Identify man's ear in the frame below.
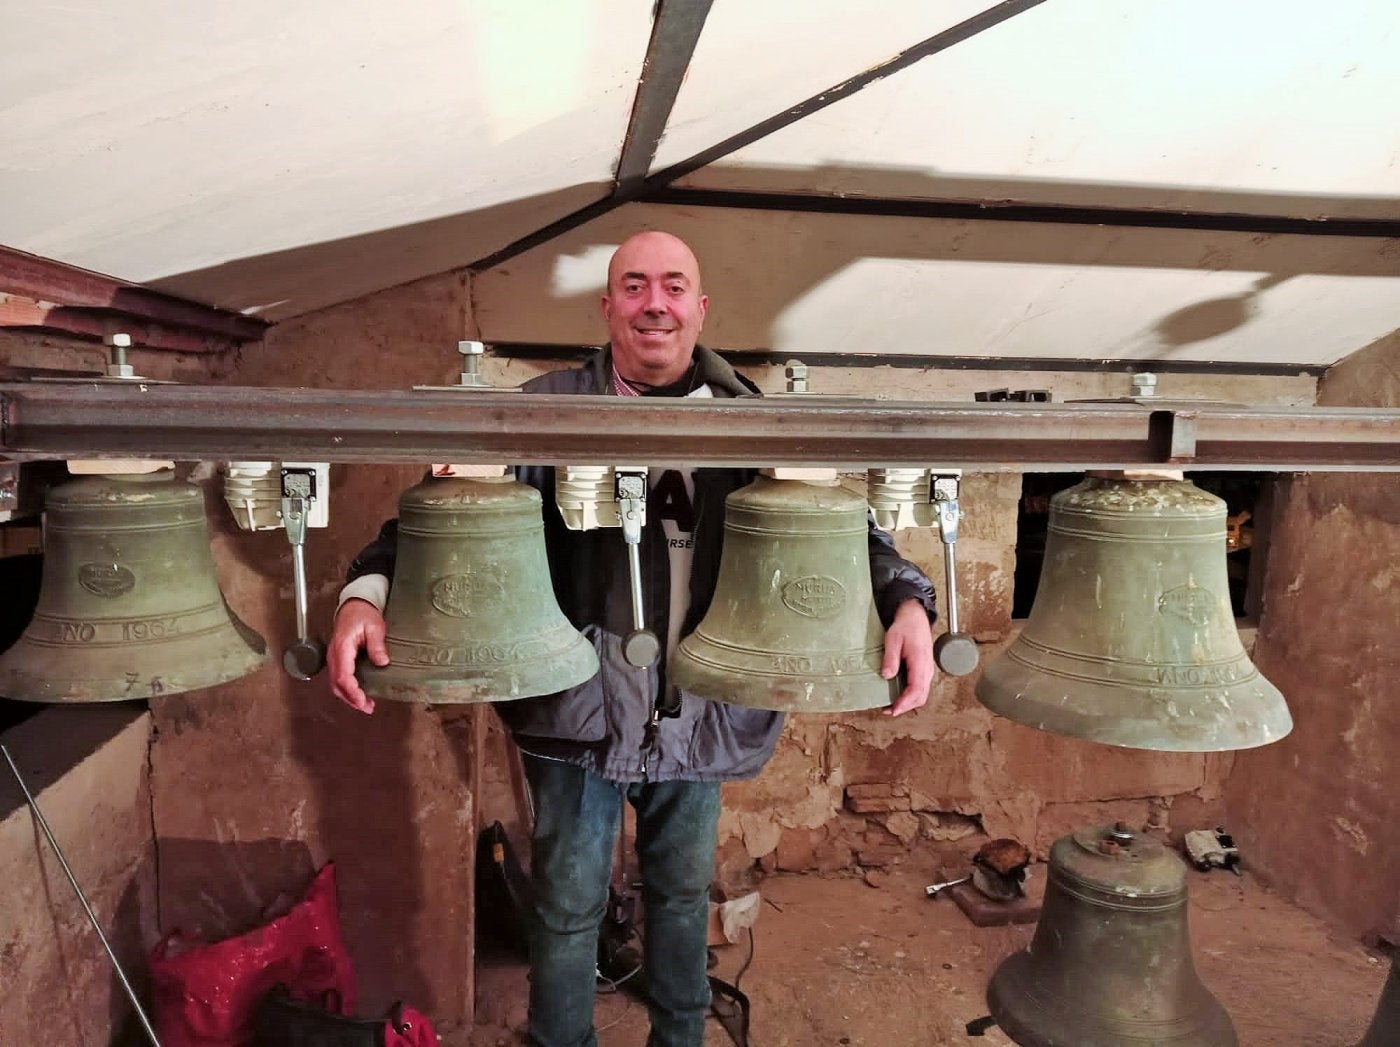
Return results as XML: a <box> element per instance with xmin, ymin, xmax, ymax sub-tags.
<box><xmin>600</xmin><ymin>294</ymin><xmax>613</xmax><ymax>320</ymax></box>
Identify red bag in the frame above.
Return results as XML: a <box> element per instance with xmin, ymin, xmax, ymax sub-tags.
<box><xmin>150</xmin><ymin>863</ymin><xmax>357</xmax><ymax>1047</ymax></box>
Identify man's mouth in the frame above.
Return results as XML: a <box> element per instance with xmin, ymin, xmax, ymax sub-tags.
<box><xmin>636</xmin><ymin>327</ymin><xmax>673</xmax><ymax>336</ymax></box>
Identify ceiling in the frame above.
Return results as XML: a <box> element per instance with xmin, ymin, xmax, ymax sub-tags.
<box><xmin>2</xmin><ymin>0</ymin><xmax>1397</xmax><ymax>368</ymax></box>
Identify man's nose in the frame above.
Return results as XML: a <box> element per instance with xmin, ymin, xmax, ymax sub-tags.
<box><xmin>642</xmin><ymin>285</ymin><xmax>668</xmax><ymax>312</ymax></box>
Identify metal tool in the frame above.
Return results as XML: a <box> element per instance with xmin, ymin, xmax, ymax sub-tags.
<box><xmin>280</xmin><ymin>467</ymin><xmax>326</xmax><ymax>680</ymax></box>
<box><xmin>931</xmin><ymin>474</ymin><xmax>980</xmax><ymax>676</ymax></box>
<box><xmin>2</xmin><ymin>743</ymin><xmax>161</xmax><ymax>1046</ymax></box>
<box><xmin>615</xmin><ymin>467</ymin><xmax>660</xmax><ymax>669</ymax></box>
<box><xmin>924</xmin><ymin>875</ymin><xmax>970</xmax><ymax>897</ymax></box>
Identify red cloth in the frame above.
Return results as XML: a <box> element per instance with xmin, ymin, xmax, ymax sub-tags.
<box><xmin>149</xmin><ymin>863</ymin><xmax>356</xmax><ymax>1047</ymax></box>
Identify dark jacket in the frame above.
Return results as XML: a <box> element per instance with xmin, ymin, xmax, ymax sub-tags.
<box><xmin>347</xmin><ymin>345</ymin><xmax>937</xmax><ymax>782</ymax></box>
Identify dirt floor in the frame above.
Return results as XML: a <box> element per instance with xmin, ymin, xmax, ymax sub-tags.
<box><xmin>454</xmin><ymin>860</ymin><xmax>1389</xmax><ymax>1047</ymax></box>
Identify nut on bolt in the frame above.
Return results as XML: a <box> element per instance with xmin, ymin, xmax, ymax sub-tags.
<box><xmin>104</xmin><ymin>332</ymin><xmax>135</xmax><ymax>378</ymax></box>
<box><xmin>1130</xmin><ymin>371</ymin><xmax>1158</xmax><ymax>398</ymax></box>
<box><xmin>784</xmin><ymin>359</ymin><xmax>809</xmax><ymax>393</ymax></box>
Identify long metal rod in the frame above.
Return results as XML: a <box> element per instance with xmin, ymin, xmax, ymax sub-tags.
<box><xmin>483</xmin><ymin>341</ymin><xmax>1332</xmax><ymax>378</ymax></box>
<box><xmin>645</xmin><ymin>186</ymin><xmax>1400</xmax><ymax>240</ymax></box>
<box><xmin>941</xmin><ymin>541</ymin><xmax>961</xmax><ymax>635</ymax></box>
<box><xmin>1</xmin><ymin>744</ymin><xmax>162</xmax><ymax>1047</ymax></box>
<box><xmin>1</xmin><ymin>383</ymin><xmax>1397</xmax><ymax>471</ymax></box>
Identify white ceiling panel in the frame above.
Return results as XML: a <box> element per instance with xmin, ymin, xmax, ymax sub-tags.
<box><xmin>0</xmin><ymin>0</ymin><xmax>652</xmax><ymax>315</ymax></box>
<box><xmin>652</xmin><ymin>0</ymin><xmax>993</xmax><ymax>173</ymax></box>
<box><xmin>679</xmin><ymin>0</ymin><xmax>1400</xmax><ymax>218</ymax></box>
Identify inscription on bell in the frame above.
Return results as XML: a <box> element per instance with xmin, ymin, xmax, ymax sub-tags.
<box><xmin>60</xmin><ymin>621</ymin><xmax>97</xmax><ymax>642</ymax></box>
<box><xmin>1158</xmin><ymin>585</ymin><xmax>1215</xmax><ymax>626</ymax></box>
<box><xmin>78</xmin><ymin>562</ymin><xmax>136</xmax><ymax>598</ymax></box>
<box><xmin>782</xmin><ymin>575</ymin><xmax>846</xmax><ymax>619</ymax></box>
<box><xmin>399</xmin><ymin>639</ymin><xmax>537</xmax><ymax>666</ymax></box>
<box><xmin>772</xmin><ymin>652</ymin><xmax>867</xmax><ymax>674</ymax></box>
<box><xmin>1154</xmin><ymin>664</ymin><xmax>1240</xmax><ymax>686</ymax></box>
<box><xmin>430</xmin><ymin>569</ymin><xmax>505</xmax><ymax>618</ymax></box>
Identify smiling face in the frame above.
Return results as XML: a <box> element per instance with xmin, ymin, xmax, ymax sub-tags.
<box><xmin>602</xmin><ymin>231</ymin><xmax>709</xmax><ymax>386</ymax></box>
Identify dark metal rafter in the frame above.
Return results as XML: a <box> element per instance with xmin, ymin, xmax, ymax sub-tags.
<box><xmin>613</xmin><ymin>0</ymin><xmax>715</xmax><ymax>197</ymax></box>
<box><xmin>643</xmin><ymin>187</ymin><xmax>1400</xmax><ymax>240</ymax></box>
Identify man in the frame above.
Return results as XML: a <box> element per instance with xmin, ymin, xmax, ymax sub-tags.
<box><xmin>328</xmin><ymin>231</ymin><xmax>938</xmax><ymax>1047</ymax></box>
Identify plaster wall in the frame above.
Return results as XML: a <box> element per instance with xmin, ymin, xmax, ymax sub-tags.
<box><xmin>0</xmin><ymin>707</ymin><xmax>156</xmax><ymax>1046</ymax></box>
<box><xmin>1226</xmin><ymin>332</ymin><xmax>1400</xmax><ymax>943</ymax></box>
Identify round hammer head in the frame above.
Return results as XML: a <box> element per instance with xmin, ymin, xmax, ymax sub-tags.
<box><xmin>623</xmin><ymin>628</ymin><xmax>661</xmax><ymax>669</ymax></box>
<box><xmin>934</xmin><ymin>632</ymin><xmax>980</xmax><ymax>677</ymax></box>
<box><xmin>283</xmin><ymin>638</ymin><xmax>328</xmax><ymax>681</ymax></box>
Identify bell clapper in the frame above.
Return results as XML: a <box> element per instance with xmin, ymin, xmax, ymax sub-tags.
<box><xmin>932</xmin><ymin>472</ymin><xmax>980</xmax><ymax>677</ymax></box>
<box><xmin>614</xmin><ymin>467</ymin><xmax>661</xmax><ymax>670</ymax></box>
<box><xmin>280</xmin><ymin>465</ymin><xmax>328</xmax><ymax>680</ymax></box>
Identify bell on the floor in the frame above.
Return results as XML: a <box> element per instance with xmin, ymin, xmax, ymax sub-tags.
<box><xmin>669</xmin><ymin>475</ymin><xmax>895</xmax><ymax>712</ymax></box>
<box><xmin>975</xmin><ymin>476</ymin><xmax>1292</xmax><ymax>751</ymax></box>
<box><xmin>359</xmin><ymin>475</ymin><xmax>598</xmax><ymax>703</ymax></box>
<box><xmin>1357</xmin><ymin>953</ymin><xmax>1398</xmax><ymax>1047</ymax></box>
<box><xmin>0</xmin><ymin>472</ymin><xmax>268</xmax><ymax>701</ymax></box>
<box><xmin>988</xmin><ymin>823</ymin><xmax>1237</xmax><ymax>1046</ymax></box>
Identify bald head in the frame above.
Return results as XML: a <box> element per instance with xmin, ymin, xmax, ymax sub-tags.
<box><xmin>602</xmin><ymin>231</ymin><xmax>709</xmax><ymax>386</ymax></box>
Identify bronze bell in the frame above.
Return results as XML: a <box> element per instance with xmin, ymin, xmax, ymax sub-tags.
<box><xmin>669</xmin><ymin>475</ymin><xmax>895</xmax><ymax>712</ymax></box>
<box><xmin>1357</xmin><ymin>953</ymin><xmax>1399</xmax><ymax>1047</ymax></box>
<box><xmin>359</xmin><ymin>476</ymin><xmax>598</xmax><ymax>703</ymax></box>
<box><xmin>0</xmin><ymin>472</ymin><xmax>268</xmax><ymax>701</ymax></box>
<box><xmin>988</xmin><ymin>823</ymin><xmax>1237</xmax><ymax>1046</ymax></box>
<box><xmin>976</xmin><ymin>477</ymin><xmax>1292</xmax><ymax>751</ymax></box>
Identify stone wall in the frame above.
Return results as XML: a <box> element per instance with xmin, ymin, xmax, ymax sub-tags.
<box><xmin>1225</xmin><ymin>332</ymin><xmax>1400</xmax><ymax>944</ymax></box>
<box><xmin>0</xmin><ymin>707</ymin><xmax>156</xmax><ymax>1046</ymax></box>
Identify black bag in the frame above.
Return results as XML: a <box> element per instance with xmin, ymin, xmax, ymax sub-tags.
<box><xmin>252</xmin><ymin>986</ymin><xmax>419</xmax><ymax>1047</ymax></box>
<box><xmin>474</xmin><ymin>820</ymin><xmax>533</xmax><ymax>960</ymax></box>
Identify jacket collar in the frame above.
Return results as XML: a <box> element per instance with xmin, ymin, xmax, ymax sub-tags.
<box><xmin>586</xmin><ymin>344</ymin><xmax>758</xmax><ymax>399</ymax></box>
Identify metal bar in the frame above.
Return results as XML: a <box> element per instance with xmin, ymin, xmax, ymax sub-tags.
<box><xmin>613</xmin><ymin>0</ymin><xmax>715</xmax><ymax>197</ymax></box>
<box><xmin>485</xmin><ymin>341</ymin><xmax>1331</xmax><ymax>378</ymax></box>
<box><xmin>0</xmin><ymin>246</ymin><xmax>267</xmax><ymax>343</ymax></box>
<box><xmin>642</xmin><ymin>187</ymin><xmax>1400</xmax><ymax>240</ymax></box>
<box><xmin>469</xmin><ymin>0</ymin><xmax>1044</xmax><ymax>271</ymax></box>
<box><xmin>2</xmin><ymin>744</ymin><xmax>162</xmax><ymax>1047</ymax></box>
<box><xmin>2</xmin><ymin>383</ymin><xmax>1397</xmax><ymax>471</ymax></box>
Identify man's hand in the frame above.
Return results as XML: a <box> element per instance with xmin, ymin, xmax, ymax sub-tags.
<box><xmin>327</xmin><ymin>598</ymin><xmax>390</xmax><ymax>714</ymax></box>
<box><xmin>881</xmin><ymin>599</ymin><xmax>937</xmax><ymax>717</ymax></box>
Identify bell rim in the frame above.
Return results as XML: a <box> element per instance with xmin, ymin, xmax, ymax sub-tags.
<box><xmin>988</xmin><ymin>950</ymin><xmax>1238</xmax><ymax>1046</ymax></box>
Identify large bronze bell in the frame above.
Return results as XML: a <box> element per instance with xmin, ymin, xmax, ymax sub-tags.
<box><xmin>669</xmin><ymin>476</ymin><xmax>895</xmax><ymax>712</ymax></box>
<box><xmin>976</xmin><ymin>477</ymin><xmax>1292</xmax><ymax>751</ymax></box>
<box><xmin>0</xmin><ymin>472</ymin><xmax>268</xmax><ymax>701</ymax></box>
<box><xmin>1357</xmin><ymin>953</ymin><xmax>1399</xmax><ymax>1046</ymax></box>
<box><xmin>358</xmin><ymin>476</ymin><xmax>598</xmax><ymax>703</ymax></box>
<box><xmin>988</xmin><ymin>824</ymin><xmax>1237</xmax><ymax>1046</ymax></box>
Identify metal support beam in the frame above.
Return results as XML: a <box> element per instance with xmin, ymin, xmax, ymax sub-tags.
<box><xmin>2</xmin><ymin>383</ymin><xmax>1396</xmax><ymax>472</ymax></box>
<box><xmin>0</xmin><ymin>293</ymin><xmax>242</xmax><ymax>354</ymax></box>
<box><xmin>0</xmin><ymin>247</ymin><xmax>268</xmax><ymax>344</ymax></box>
<box><xmin>614</xmin><ymin>0</ymin><xmax>714</xmax><ymax>197</ymax></box>
<box><xmin>642</xmin><ymin>187</ymin><xmax>1400</xmax><ymax>240</ymax></box>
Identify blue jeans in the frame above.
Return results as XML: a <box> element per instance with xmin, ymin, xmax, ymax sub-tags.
<box><xmin>523</xmin><ymin>754</ymin><xmax>722</xmax><ymax>1047</ymax></box>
